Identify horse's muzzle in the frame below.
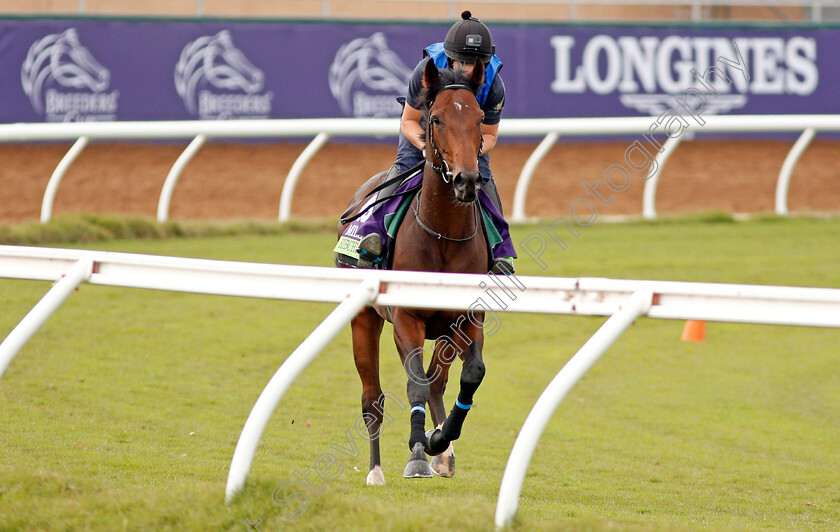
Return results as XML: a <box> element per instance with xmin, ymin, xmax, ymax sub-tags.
<box><xmin>453</xmin><ymin>171</ymin><xmax>480</xmax><ymax>203</ymax></box>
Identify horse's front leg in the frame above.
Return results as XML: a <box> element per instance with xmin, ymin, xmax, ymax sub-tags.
<box><xmin>393</xmin><ymin>310</ymin><xmax>435</xmax><ymax>478</ymax></box>
<box><xmin>427</xmin><ymin>318</ymin><xmax>485</xmax><ymax>459</ymax></box>
<box><xmin>426</xmin><ymin>336</ymin><xmax>458</xmax><ymax>477</ymax></box>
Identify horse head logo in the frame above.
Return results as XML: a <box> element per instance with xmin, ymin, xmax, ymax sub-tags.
<box><xmin>21</xmin><ymin>28</ymin><xmax>111</xmax><ymax>114</ymax></box>
<box><xmin>329</xmin><ymin>32</ymin><xmax>412</xmax><ymax>117</ymax></box>
<box><xmin>175</xmin><ymin>30</ymin><xmax>265</xmax><ymax>114</ymax></box>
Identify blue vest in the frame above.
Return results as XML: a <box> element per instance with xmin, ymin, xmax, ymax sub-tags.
<box><xmin>424</xmin><ymin>42</ymin><xmax>502</xmax><ymax>107</ymax></box>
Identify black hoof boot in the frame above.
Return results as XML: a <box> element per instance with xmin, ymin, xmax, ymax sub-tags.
<box><xmin>402</xmin><ymin>442</ymin><xmax>434</xmax><ymax>478</ymax></box>
<box><xmin>424</xmin><ymin>428</ymin><xmax>449</xmax><ymax>457</ymax></box>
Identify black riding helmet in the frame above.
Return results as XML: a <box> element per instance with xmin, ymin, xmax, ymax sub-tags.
<box><xmin>443</xmin><ymin>11</ymin><xmax>494</xmax><ymax>65</ymax></box>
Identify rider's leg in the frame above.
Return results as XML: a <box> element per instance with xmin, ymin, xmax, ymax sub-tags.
<box><xmin>356</xmin><ymin>164</ymin><xmax>404</xmax><ymax>268</ymax></box>
<box><xmin>480</xmin><ymin>179</ymin><xmax>516</xmax><ymax>274</ymax></box>
<box><xmin>482</xmin><ymin>178</ymin><xmax>504</xmax><ymax>215</ymax></box>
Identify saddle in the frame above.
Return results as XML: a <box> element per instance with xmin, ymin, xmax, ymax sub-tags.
<box><xmin>334</xmin><ymin>163</ymin><xmax>502</xmax><ymax>271</ymax></box>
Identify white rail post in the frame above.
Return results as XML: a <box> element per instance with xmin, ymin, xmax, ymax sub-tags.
<box><xmin>225</xmin><ymin>275</ymin><xmax>379</xmax><ymax>502</ymax></box>
<box><xmin>775</xmin><ymin>128</ymin><xmax>816</xmax><ymax>216</ymax></box>
<box><xmin>494</xmin><ymin>288</ymin><xmax>653</xmax><ymax>529</ymax></box>
<box><xmin>157</xmin><ymin>134</ymin><xmax>207</xmax><ymax>223</ymax></box>
<box><xmin>278</xmin><ymin>132</ymin><xmax>331</xmax><ymax>223</ymax></box>
<box><xmin>0</xmin><ymin>257</ymin><xmax>93</xmax><ymax>378</ymax></box>
<box><xmin>642</xmin><ymin>136</ymin><xmax>682</xmax><ymax>220</ymax></box>
<box><xmin>812</xmin><ymin>0</ymin><xmax>823</xmax><ymax>22</ymax></box>
<box><xmin>41</xmin><ymin>136</ymin><xmax>90</xmax><ymax>224</ymax></box>
<box><xmin>691</xmin><ymin>1</ymin><xmax>702</xmax><ymax>22</ymax></box>
<box><xmin>511</xmin><ymin>132</ymin><xmax>560</xmax><ymax>223</ymax></box>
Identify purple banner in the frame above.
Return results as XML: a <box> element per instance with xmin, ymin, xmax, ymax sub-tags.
<box><xmin>0</xmin><ymin>17</ymin><xmax>834</xmax><ymax>123</ymax></box>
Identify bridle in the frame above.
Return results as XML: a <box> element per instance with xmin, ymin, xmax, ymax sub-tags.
<box><xmin>415</xmin><ymin>83</ymin><xmax>483</xmax><ymax>243</ymax></box>
<box><xmin>425</xmin><ymin>84</ymin><xmax>483</xmax><ymax>184</ymax></box>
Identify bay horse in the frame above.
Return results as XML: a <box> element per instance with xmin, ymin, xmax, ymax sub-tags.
<box><xmin>337</xmin><ymin>59</ymin><xmax>490</xmax><ymax>484</ymax></box>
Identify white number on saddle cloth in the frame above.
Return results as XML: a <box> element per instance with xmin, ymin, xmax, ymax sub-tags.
<box><xmin>333</xmin><ymin>194</ymin><xmax>380</xmax><ymax>260</ymax></box>
<box><xmin>358</xmin><ymin>194</ymin><xmax>377</xmax><ymax>223</ymax></box>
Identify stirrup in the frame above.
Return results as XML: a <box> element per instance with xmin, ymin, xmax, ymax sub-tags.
<box><xmin>490</xmin><ymin>257</ymin><xmax>515</xmax><ymax>275</ymax></box>
<box><xmin>356</xmin><ymin>233</ymin><xmax>383</xmax><ymax>269</ymax></box>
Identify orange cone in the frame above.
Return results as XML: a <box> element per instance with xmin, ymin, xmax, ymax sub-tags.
<box><xmin>681</xmin><ymin>320</ymin><xmax>706</xmax><ymax>342</ymax></box>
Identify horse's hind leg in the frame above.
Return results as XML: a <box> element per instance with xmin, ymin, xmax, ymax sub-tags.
<box><xmin>351</xmin><ymin>307</ymin><xmax>386</xmax><ymax>485</ymax></box>
<box><xmin>426</xmin><ymin>339</ymin><xmax>451</xmax><ymax>427</ymax></box>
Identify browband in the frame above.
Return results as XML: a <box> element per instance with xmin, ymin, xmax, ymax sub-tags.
<box><xmin>438</xmin><ymin>83</ymin><xmax>472</xmax><ymax>92</ymax></box>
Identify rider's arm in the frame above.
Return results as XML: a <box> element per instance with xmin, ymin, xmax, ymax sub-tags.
<box><xmin>480</xmin><ymin>73</ymin><xmax>505</xmax><ymax>156</ymax></box>
<box><xmin>400</xmin><ymin>103</ymin><xmax>426</xmax><ymax>154</ymax></box>
<box><xmin>480</xmin><ymin>122</ymin><xmax>499</xmax><ymax>156</ymax></box>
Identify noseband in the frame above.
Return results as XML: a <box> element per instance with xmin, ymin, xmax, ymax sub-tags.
<box><xmin>425</xmin><ymin>84</ymin><xmax>483</xmax><ymax>184</ymax></box>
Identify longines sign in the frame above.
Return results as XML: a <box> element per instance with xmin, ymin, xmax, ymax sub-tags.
<box><xmin>0</xmin><ymin>18</ymin><xmax>832</xmax><ymax>122</ymax></box>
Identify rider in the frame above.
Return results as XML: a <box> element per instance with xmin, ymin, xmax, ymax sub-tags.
<box><xmin>353</xmin><ymin>11</ymin><xmax>516</xmax><ymax>274</ymax></box>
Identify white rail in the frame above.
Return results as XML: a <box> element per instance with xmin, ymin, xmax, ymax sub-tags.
<box><xmin>157</xmin><ymin>134</ymin><xmax>207</xmax><ymax>222</ymax></box>
<box><xmin>41</xmin><ymin>136</ymin><xmax>89</xmax><ymax>224</ymax></box>
<box><xmin>278</xmin><ymin>132</ymin><xmax>331</xmax><ymax>224</ymax></box>
<box><xmin>641</xmin><ymin>135</ymin><xmax>683</xmax><ymax>220</ymax></box>
<box><xmin>775</xmin><ymin>127</ymin><xmax>816</xmax><ymax>216</ymax></box>
<box><xmin>495</xmin><ymin>287</ymin><xmax>653</xmax><ymax>528</ymax></box>
<box><xmin>225</xmin><ymin>276</ymin><xmax>380</xmax><ymax>502</ymax></box>
<box><xmin>1</xmin><ymin>115</ymin><xmax>838</xmax><ymax>223</ymax></box>
<box><xmin>2</xmin><ymin>244</ymin><xmax>840</xmax><ymax>525</ymax></box>
<box><xmin>0</xmin><ymin>256</ymin><xmax>93</xmax><ymax>377</ymax></box>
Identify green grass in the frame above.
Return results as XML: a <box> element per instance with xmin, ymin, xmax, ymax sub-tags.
<box><xmin>1</xmin><ymin>216</ymin><xmax>839</xmax><ymax>531</ymax></box>
<box><xmin>0</xmin><ymin>213</ymin><xmax>334</xmax><ymax>247</ymax></box>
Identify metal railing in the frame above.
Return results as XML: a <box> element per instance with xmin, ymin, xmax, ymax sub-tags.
<box><xmin>1</xmin><ymin>115</ymin><xmax>838</xmax><ymax>224</ymax></box>
<box><xmin>2</xmin><ymin>244</ymin><xmax>840</xmax><ymax>526</ymax></box>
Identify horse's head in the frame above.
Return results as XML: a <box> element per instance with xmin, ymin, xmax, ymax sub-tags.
<box><xmin>50</xmin><ymin>29</ymin><xmax>110</xmax><ymax>91</ymax></box>
<box><xmin>21</xmin><ymin>28</ymin><xmax>110</xmax><ymax>112</ymax></box>
<box><xmin>328</xmin><ymin>32</ymin><xmax>412</xmax><ymax>117</ymax></box>
<box><xmin>174</xmin><ymin>31</ymin><xmax>264</xmax><ymax>113</ymax></box>
<box><xmin>420</xmin><ymin>60</ymin><xmax>485</xmax><ymax>203</ymax></box>
<box><xmin>202</xmin><ymin>30</ymin><xmax>264</xmax><ymax>93</ymax></box>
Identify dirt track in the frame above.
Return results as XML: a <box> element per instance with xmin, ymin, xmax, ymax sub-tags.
<box><xmin>3</xmin><ymin>139</ymin><xmax>839</xmax><ymax>225</ymax></box>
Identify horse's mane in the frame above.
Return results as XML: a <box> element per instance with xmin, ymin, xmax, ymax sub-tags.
<box><xmin>417</xmin><ymin>67</ymin><xmax>480</xmax><ymax>109</ymax></box>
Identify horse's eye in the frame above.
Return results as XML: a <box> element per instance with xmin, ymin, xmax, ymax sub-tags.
<box><xmin>430</xmin><ymin>115</ymin><xmax>441</xmax><ymax>126</ymax></box>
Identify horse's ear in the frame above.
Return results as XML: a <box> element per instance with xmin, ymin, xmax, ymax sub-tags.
<box><xmin>423</xmin><ymin>59</ymin><xmax>440</xmax><ymax>88</ymax></box>
<box><xmin>469</xmin><ymin>60</ymin><xmax>485</xmax><ymax>91</ymax></box>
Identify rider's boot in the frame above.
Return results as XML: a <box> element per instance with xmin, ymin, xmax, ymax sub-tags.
<box><xmin>356</xmin><ymin>233</ymin><xmax>383</xmax><ymax>269</ymax></box>
<box><xmin>490</xmin><ymin>257</ymin><xmax>515</xmax><ymax>275</ymax></box>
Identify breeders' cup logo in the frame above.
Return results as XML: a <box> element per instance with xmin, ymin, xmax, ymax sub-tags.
<box><xmin>21</xmin><ymin>28</ymin><xmax>119</xmax><ymax>121</ymax></box>
<box><xmin>329</xmin><ymin>32</ymin><xmax>411</xmax><ymax>118</ymax></box>
<box><xmin>175</xmin><ymin>30</ymin><xmax>273</xmax><ymax>119</ymax></box>
<box><xmin>551</xmin><ymin>35</ymin><xmax>818</xmax><ymax>115</ymax></box>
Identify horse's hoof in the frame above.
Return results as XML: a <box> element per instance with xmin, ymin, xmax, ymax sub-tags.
<box><xmin>403</xmin><ymin>459</ymin><xmax>434</xmax><ymax>478</ymax></box>
<box><xmin>366</xmin><ymin>465</ymin><xmax>385</xmax><ymax>486</ymax></box>
<box><xmin>431</xmin><ymin>443</ymin><xmax>455</xmax><ymax>478</ymax></box>
<box><xmin>424</xmin><ymin>428</ymin><xmax>448</xmax><ymax>456</ymax></box>
<box><xmin>403</xmin><ymin>442</ymin><xmax>434</xmax><ymax>478</ymax></box>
